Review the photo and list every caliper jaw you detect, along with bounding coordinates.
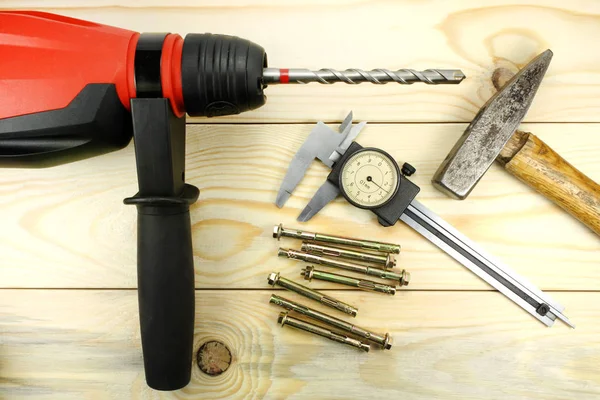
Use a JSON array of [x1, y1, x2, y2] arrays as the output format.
[[297, 181, 340, 222], [275, 112, 366, 208]]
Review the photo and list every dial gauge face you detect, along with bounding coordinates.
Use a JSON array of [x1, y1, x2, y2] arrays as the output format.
[[339, 148, 400, 209]]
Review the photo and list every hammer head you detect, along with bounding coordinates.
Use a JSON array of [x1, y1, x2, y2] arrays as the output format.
[[432, 50, 553, 199]]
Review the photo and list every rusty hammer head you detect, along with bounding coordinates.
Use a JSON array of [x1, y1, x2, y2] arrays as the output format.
[[432, 50, 553, 199]]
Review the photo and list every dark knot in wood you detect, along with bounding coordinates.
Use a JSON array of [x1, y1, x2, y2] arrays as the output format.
[[197, 341, 232, 376]]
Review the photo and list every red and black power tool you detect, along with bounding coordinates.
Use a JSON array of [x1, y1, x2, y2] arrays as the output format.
[[0, 11, 464, 391], [0, 11, 271, 391]]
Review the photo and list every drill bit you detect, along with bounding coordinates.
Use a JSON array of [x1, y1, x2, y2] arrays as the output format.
[[263, 68, 465, 85]]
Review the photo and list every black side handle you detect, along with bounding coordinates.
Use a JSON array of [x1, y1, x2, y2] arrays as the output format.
[[126, 186, 199, 390], [125, 98, 198, 390]]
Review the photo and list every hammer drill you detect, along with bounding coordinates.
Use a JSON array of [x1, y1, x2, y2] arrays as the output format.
[[0, 11, 464, 390]]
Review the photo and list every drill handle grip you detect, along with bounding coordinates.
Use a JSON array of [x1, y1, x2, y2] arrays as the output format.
[[133, 193, 198, 390], [125, 98, 199, 390]]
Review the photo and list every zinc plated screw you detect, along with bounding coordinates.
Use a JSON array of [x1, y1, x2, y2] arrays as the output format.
[[277, 311, 370, 352], [301, 242, 396, 269], [301, 266, 398, 295], [267, 272, 358, 317], [278, 248, 409, 286], [273, 224, 400, 254], [271, 294, 392, 349]]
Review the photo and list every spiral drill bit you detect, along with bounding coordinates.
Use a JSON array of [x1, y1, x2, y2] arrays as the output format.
[[263, 68, 465, 85]]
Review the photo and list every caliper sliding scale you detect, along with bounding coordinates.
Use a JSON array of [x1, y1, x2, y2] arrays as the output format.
[[275, 112, 573, 328]]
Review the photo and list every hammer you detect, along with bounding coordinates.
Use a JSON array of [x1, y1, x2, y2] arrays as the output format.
[[432, 50, 600, 236]]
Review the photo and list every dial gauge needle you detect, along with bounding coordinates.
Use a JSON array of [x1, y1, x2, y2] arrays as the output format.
[[366, 176, 388, 193]]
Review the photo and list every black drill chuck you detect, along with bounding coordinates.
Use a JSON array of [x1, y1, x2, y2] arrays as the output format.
[[181, 34, 267, 117]]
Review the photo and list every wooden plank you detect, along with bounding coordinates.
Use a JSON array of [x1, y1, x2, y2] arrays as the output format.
[[2, 1, 600, 122], [1, 123, 598, 290], [1, 289, 598, 399]]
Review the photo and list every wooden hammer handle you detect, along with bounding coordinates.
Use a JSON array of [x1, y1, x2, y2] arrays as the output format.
[[498, 130, 600, 235]]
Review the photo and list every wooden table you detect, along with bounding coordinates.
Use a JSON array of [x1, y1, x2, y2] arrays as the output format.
[[2, 2, 599, 399]]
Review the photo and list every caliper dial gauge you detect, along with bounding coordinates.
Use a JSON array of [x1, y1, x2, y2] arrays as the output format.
[[339, 148, 400, 209]]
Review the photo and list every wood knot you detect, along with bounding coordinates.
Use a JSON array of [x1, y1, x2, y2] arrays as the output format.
[[491, 67, 515, 91], [197, 341, 232, 376]]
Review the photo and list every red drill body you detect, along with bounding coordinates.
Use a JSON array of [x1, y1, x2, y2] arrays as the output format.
[[0, 11, 189, 118]]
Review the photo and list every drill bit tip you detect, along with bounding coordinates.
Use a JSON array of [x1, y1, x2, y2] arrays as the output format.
[[441, 69, 466, 83]]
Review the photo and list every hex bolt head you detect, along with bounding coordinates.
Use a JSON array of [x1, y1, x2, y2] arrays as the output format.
[[267, 272, 280, 286], [273, 224, 283, 239], [400, 270, 411, 286], [277, 311, 288, 325], [383, 333, 393, 350], [385, 254, 397, 269], [301, 266, 314, 281]]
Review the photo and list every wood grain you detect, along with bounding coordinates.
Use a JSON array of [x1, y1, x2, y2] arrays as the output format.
[[1, 290, 598, 399], [499, 130, 600, 235], [1, 123, 598, 290], [2, 1, 600, 122], [1, 3, 599, 396]]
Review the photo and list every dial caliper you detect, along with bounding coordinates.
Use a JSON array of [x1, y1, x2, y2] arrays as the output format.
[[275, 112, 573, 328]]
